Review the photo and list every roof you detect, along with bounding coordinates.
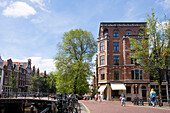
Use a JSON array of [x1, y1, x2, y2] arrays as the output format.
[[100, 22, 147, 24], [99, 21, 147, 36]]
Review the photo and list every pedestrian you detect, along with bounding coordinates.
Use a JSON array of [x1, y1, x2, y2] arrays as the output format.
[[95, 94, 97, 101], [101, 93, 103, 101], [150, 88, 156, 107], [120, 92, 125, 106]]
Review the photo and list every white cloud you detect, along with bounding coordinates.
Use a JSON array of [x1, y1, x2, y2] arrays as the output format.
[[2, 1, 36, 18], [158, 0, 170, 9], [30, 0, 44, 6], [30, 0, 49, 12], [12, 57, 55, 73], [0, 1, 7, 7]]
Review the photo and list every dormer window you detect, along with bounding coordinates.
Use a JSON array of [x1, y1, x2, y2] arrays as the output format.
[[126, 30, 131, 35]]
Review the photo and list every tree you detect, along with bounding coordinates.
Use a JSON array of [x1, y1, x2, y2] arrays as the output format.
[[129, 9, 170, 101], [55, 29, 97, 95], [30, 72, 40, 92], [10, 70, 17, 92], [47, 72, 57, 93], [39, 75, 49, 93]]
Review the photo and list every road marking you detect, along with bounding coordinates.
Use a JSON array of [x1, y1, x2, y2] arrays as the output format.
[[81, 102, 91, 113]]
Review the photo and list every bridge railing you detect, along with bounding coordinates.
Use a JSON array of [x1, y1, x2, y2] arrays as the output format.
[[1, 92, 56, 100]]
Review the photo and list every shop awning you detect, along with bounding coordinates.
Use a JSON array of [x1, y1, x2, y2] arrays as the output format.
[[98, 85, 106, 92], [111, 84, 126, 90]]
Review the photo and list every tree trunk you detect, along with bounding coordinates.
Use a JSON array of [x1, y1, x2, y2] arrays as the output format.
[[158, 69, 163, 103], [73, 75, 78, 94]]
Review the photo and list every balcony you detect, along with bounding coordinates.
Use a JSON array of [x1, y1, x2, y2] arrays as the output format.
[[97, 34, 110, 41], [123, 35, 146, 39]]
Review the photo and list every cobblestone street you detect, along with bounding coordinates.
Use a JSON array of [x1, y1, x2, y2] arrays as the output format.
[[79, 100, 170, 113]]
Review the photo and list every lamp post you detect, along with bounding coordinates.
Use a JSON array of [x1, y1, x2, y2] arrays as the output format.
[[96, 54, 98, 99], [135, 84, 138, 105]]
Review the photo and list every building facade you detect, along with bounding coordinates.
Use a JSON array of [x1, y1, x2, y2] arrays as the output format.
[[97, 22, 151, 101], [97, 22, 170, 102], [0, 56, 4, 94], [2, 59, 32, 93]]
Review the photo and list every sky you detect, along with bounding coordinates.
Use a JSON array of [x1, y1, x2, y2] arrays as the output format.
[[0, 0, 170, 73]]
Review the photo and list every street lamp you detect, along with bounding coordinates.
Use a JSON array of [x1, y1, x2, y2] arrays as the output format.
[[96, 54, 98, 99], [135, 84, 138, 105]]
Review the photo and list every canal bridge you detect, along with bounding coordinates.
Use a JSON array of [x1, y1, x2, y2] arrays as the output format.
[[0, 92, 80, 113]]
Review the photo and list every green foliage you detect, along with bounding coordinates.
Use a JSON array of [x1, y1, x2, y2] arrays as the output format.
[[30, 73, 40, 92], [55, 29, 97, 95], [10, 70, 17, 92], [47, 72, 57, 93], [129, 9, 170, 99]]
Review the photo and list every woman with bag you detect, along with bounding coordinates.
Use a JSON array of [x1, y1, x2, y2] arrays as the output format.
[[150, 88, 156, 107]]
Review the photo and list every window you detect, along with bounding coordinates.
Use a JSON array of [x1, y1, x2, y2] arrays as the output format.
[[126, 30, 131, 35], [140, 70, 143, 80], [100, 55, 104, 65], [131, 58, 142, 65], [113, 31, 119, 38], [100, 42, 104, 52], [138, 30, 144, 35], [101, 70, 105, 80], [114, 70, 119, 80], [113, 42, 119, 52], [5, 78, 8, 84], [114, 56, 119, 65], [135, 70, 139, 79], [131, 70, 143, 80]]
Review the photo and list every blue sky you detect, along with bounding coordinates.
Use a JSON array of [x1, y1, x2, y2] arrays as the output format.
[[0, 0, 170, 73]]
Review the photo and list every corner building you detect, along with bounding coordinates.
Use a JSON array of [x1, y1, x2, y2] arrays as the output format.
[[97, 22, 150, 101]]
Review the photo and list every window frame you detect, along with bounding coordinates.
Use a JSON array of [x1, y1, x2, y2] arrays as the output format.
[[101, 70, 105, 80], [114, 70, 119, 80], [126, 30, 132, 35], [100, 55, 104, 65], [113, 30, 119, 38], [131, 69, 143, 80], [100, 41, 104, 52], [114, 56, 119, 65], [113, 42, 119, 52]]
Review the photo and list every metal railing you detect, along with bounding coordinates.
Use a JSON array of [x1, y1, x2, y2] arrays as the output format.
[[1, 92, 56, 100]]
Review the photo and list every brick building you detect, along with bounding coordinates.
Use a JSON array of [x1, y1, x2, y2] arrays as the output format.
[[0, 56, 4, 94], [97, 22, 151, 101], [2, 59, 32, 93], [97, 22, 170, 101]]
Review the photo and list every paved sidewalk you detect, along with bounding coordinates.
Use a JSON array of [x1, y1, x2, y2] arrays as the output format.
[[80, 100, 170, 113]]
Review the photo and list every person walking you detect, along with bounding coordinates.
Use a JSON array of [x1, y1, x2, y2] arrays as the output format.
[[120, 92, 125, 106], [100, 93, 103, 102], [150, 88, 156, 107]]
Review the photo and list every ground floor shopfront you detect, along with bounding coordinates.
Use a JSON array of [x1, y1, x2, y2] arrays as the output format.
[[98, 82, 170, 102]]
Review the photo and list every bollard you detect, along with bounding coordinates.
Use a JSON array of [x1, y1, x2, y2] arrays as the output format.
[[141, 99, 144, 106], [136, 98, 139, 105]]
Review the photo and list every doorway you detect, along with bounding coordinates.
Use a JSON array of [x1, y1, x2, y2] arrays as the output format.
[[142, 86, 147, 101]]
